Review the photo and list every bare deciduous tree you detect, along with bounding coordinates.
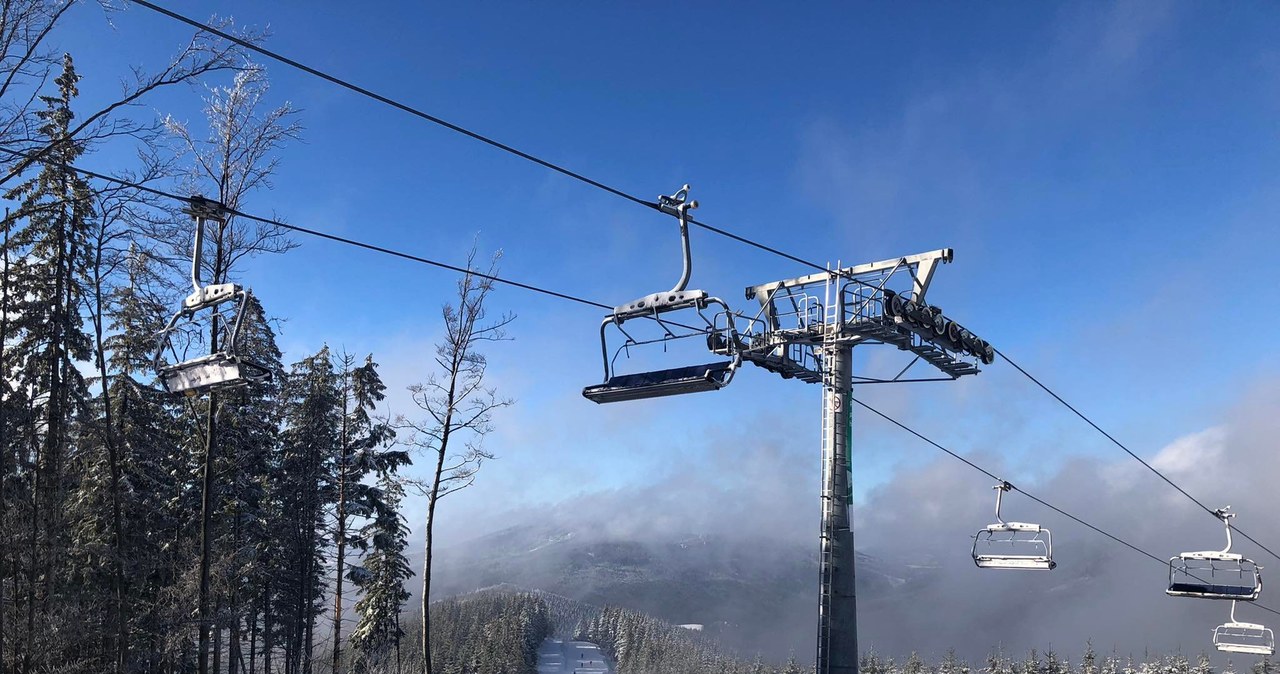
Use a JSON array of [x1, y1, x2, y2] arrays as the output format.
[[0, 1, 248, 188], [397, 248, 514, 674]]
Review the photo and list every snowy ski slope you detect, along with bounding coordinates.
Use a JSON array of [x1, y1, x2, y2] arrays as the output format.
[[536, 638, 613, 674]]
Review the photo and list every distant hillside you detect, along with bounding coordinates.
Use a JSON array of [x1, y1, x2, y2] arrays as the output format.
[[429, 523, 940, 661]]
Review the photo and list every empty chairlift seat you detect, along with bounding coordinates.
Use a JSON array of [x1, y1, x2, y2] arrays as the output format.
[[158, 349, 271, 396], [1215, 622, 1276, 656], [1167, 553, 1261, 600], [972, 482, 1056, 571], [973, 522, 1056, 571], [153, 283, 274, 397], [1214, 601, 1275, 656], [1167, 507, 1262, 601], [581, 184, 742, 405], [583, 360, 736, 404]]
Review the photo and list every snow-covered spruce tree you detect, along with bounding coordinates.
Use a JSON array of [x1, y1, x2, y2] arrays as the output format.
[[211, 292, 284, 673], [277, 346, 341, 674], [349, 467, 412, 672], [0, 52, 96, 671], [91, 244, 194, 670], [397, 247, 513, 674], [331, 352, 402, 674]]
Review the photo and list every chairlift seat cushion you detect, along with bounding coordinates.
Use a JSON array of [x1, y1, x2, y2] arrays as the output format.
[[1167, 582, 1259, 599], [583, 361, 733, 404]]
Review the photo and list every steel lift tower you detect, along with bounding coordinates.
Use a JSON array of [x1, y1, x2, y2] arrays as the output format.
[[584, 186, 993, 674], [740, 249, 989, 673]]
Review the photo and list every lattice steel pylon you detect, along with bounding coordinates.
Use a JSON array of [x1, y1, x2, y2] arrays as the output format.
[[738, 248, 990, 674]]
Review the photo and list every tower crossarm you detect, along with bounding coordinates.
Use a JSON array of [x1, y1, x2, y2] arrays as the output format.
[[740, 247, 989, 383]]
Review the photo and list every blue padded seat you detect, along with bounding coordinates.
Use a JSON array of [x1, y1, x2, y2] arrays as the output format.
[[583, 361, 733, 404], [1168, 582, 1256, 598]]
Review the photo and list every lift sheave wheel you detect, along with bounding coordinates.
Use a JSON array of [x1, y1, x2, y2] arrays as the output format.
[[972, 483, 1055, 571], [1167, 507, 1262, 601]]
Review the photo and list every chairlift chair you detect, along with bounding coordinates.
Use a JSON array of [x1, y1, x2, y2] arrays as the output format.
[[972, 483, 1056, 571], [1168, 507, 1262, 601], [582, 185, 741, 404], [152, 196, 272, 397], [1214, 601, 1275, 656]]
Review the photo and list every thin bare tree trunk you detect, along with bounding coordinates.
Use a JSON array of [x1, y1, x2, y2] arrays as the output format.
[[263, 583, 273, 674], [332, 389, 349, 674], [89, 217, 127, 674], [23, 424, 38, 674], [248, 608, 257, 674], [212, 597, 222, 674], [0, 212, 9, 674]]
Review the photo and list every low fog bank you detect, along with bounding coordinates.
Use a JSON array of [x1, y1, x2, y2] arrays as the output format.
[[423, 378, 1280, 665]]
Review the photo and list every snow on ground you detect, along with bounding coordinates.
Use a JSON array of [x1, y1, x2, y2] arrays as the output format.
[[536, 638, 613, 674]]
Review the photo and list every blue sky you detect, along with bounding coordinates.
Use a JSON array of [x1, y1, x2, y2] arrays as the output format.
[[48, 2, 1280, 554]]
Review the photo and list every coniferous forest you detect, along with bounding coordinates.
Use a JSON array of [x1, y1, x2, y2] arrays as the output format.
[[0, 4, 425, 672]]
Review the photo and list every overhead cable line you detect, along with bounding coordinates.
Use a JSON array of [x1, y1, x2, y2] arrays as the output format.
[[125, 0, 837, 277], [123, 0, 656, 213], [996, 346, 1280, 566], [0, 147, 611, 311], [849, 395, 1280, 620], [13, 145, 1277, 622], [6, 148, 919, 377]]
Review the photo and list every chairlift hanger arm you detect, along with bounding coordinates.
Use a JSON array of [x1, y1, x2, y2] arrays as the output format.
[[657, 184, 698, 294]]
